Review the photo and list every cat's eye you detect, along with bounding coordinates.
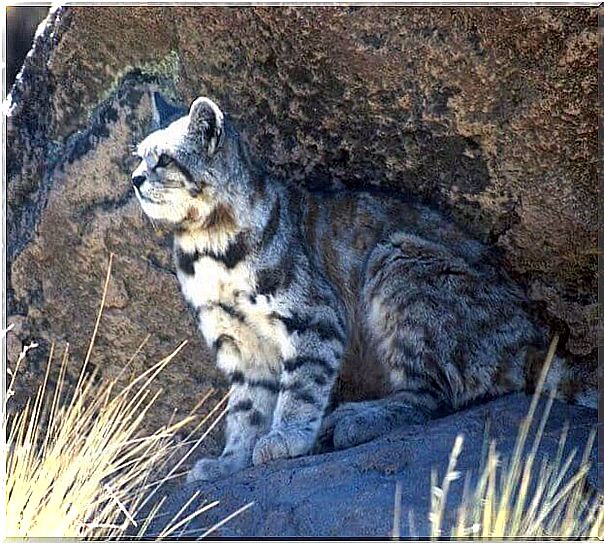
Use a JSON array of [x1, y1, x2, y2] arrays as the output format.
[[155, 154, 174, 169]]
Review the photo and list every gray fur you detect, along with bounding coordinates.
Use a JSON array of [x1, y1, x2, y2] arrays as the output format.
[[132, 95, 593, 482]]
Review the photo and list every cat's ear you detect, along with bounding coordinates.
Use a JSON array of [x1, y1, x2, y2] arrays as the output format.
[[151, 91, 186, 129], [188, 96, 224, 155]]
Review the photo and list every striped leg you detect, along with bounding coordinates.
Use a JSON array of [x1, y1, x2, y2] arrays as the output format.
[[188, 373, 278, 482], [252, 355, 339, 464], [252, 308, 346, 465]]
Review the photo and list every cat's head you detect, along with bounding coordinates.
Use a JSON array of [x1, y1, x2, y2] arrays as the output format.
[[132, 94, 235, 225]]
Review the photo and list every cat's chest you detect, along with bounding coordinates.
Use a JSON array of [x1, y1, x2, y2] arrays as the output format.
[[175, 255, 288, 362], [176, 255, 252, 309]]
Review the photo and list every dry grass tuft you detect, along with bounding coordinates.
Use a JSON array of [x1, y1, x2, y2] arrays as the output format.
[[429, 335, 603, 539], [6, 339, 190, 538], [4, 254, 242, 538]]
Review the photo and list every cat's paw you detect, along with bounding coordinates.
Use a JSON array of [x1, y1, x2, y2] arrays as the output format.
[[252, 430, 290, 465], [331, 402, 426, 450], [319, 401, 373, 449], [186, 455, 246, 483], [332, 410, 381, 450], [252, 426, 317, 465]]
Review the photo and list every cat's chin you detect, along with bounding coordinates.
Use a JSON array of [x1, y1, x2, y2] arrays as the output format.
[[137, 200, 185, 224]]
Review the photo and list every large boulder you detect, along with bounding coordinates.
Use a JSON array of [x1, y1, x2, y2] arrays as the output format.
[[7, 7, 597, 444], [148, 394, 597, 538]]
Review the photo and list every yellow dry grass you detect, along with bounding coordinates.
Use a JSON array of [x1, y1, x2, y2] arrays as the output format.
[[6, 340, 187, 538], [428, 335, 603, 539], [3, 254, 243, 538]]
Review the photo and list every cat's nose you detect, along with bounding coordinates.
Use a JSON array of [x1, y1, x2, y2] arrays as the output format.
[[132, 175, 146, 189]]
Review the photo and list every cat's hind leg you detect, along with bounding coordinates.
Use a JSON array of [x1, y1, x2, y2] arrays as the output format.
[[320, 392, 432, 450], [327, 230, 537, 453]]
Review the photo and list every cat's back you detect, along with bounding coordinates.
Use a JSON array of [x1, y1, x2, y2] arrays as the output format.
[[298, 186, 492, 292]]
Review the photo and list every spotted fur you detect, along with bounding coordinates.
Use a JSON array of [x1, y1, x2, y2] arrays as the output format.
[[132, 95, 595, 482]]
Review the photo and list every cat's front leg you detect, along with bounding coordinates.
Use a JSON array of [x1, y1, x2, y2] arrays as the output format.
[[252, 308, 346, 465], [188, 339, 278, 482]]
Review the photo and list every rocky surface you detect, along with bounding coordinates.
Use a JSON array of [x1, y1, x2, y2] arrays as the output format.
[[146, 394, 598, 538], [7, 7, 597, 446]]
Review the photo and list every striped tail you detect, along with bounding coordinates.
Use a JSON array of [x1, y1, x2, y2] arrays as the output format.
[[528, 335, 597, 410]]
